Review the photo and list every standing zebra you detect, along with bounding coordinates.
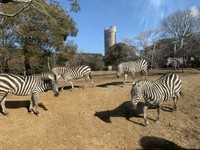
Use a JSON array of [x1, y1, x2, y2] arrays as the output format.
[[166, 57, 184, 73], [117, 59, 148, 85], [52, 65, 94, 91], [131, 73, 182, 126], [0, 73, 59, 116]]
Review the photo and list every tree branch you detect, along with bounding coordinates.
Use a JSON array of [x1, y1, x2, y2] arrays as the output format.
[[0, 0, 32, 17], [0, 0, 31, 3]]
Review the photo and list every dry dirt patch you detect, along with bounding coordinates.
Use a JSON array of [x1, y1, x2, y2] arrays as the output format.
[[0, 69, 200, 150]]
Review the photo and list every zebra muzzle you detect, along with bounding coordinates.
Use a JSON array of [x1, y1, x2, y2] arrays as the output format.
[[54, 92, 59, 97]]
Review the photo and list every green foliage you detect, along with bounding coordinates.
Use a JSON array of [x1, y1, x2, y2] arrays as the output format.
[[103, 43, 138, 67], [0, 1, 79, 74], [56, 41, 77, 66], [69, 53, 105, 71]]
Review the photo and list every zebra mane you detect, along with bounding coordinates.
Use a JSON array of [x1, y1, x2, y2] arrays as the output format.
[[34, 73, 56, 81]]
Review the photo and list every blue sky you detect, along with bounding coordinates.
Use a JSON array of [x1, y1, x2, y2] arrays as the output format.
[[63, 0, 200, 55]]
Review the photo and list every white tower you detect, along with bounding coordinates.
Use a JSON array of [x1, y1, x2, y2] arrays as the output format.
[[104, 26, 116, 55]]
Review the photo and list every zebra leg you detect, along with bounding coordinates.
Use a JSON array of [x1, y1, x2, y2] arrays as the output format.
[[123, 74, 128, 84], [143, 105, 149, 126], [0, 96, 9, 115], [89, 73, 95, 87], [91, 78, 95, 87], [172, 96, 178, 111], [156, 105, 162, 123], [60, 77, 67, 92], [85, 74, 95, 88], [31, 94, 40, 116], [28, 99, 33, 113], [83, 75, 89, 88], [131, 73, 135, 84], [144, 69, 147, 80], [69, 80, 74, 89]]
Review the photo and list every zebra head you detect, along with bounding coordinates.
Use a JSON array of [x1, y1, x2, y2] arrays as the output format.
[[52, 67, 63, 80], [131, 81, 143, 110], [166, 57, 172, 67], [117, 63, 123, 78], [46, 74, 59, 97]]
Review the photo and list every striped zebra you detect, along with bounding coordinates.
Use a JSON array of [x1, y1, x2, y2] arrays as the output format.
[[0, 73, 59, 116], [117, 59, 148, 85], [166, 57, 184, 73], [52, 65, 94, 91], [131, 73, 182, 126]]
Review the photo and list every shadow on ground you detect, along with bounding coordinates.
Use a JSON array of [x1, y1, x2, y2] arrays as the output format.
[[0, 100, 48, 114], [140, 136, 187, 150], [94, 101, 147, 126], [94, 101, 175, 126]]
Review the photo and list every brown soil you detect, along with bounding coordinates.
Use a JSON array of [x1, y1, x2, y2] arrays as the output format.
[[0, 69, 200, 150]]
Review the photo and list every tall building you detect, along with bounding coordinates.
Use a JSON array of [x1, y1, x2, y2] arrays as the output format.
[[104, 26, 116, 55]]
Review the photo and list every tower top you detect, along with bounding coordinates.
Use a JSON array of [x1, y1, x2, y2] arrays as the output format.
[[104, 25, 117, 32]]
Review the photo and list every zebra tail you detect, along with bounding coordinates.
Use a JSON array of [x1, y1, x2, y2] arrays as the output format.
[[180, 91, 184, 97], [89, 72, 92, 79]]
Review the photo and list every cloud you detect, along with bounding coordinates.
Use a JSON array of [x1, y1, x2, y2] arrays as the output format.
[[190, 6, 200, 17]]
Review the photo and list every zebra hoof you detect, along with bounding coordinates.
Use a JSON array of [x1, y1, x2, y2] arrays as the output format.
[[28, 110, 34, 114], [155, 120, 160, 124], [3, 111, 10, 116], [144, 120, 149, 126], [35, 111, 41, 117]]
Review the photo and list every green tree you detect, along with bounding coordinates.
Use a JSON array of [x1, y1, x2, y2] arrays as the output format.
[[103, 43, 138, 67], [0, 1, 79, 74]]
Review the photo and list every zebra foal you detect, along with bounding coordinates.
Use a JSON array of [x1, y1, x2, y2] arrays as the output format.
[[117, 59, 148, 85], [52, 65, 94, 91], [131, 73, 182, 126], [0, 73, 59, 116]]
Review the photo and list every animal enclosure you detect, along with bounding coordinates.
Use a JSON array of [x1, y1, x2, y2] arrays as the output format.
[[0, 69, 199, 149]]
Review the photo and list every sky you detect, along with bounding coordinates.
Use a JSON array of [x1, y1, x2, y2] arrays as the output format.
[[61, 0, 200, 55]]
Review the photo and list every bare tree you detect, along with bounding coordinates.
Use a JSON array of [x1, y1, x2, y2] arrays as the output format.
[[134, 28, 162, 69], [162, 9, 198, 56]]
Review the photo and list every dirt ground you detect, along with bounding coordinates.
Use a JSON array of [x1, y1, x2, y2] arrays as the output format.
[[0, 69, 200, 150]]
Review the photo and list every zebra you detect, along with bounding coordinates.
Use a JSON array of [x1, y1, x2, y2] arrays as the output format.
[[131, 73, 182, 126], [52, 65, 94, 91], [116, 59, 148, 85], [0, 73, 59, 116], [166, 57, 184, 73]]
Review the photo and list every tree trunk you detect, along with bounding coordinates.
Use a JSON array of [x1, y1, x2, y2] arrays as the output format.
[[23, 39, 31, 75]]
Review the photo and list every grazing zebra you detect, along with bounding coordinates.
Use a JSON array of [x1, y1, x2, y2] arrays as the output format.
[[131, 73, 182, 126], [52, 65, 94, 91], [117, 59, 148, 85], [166, 57, 184, 73], [0, 73, 59, 116]]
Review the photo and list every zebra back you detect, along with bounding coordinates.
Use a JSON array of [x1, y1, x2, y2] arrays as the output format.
[[69, 65, 91, 79]]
